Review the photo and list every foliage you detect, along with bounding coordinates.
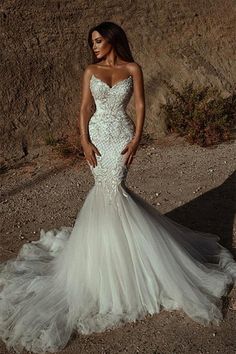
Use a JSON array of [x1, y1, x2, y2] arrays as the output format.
[[45, 133, 59, 146], [163, 82, 236, 147], [45, 133, 81, 157]]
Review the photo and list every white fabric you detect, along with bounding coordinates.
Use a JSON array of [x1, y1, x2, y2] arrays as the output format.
[[0, 74, 235, 353]]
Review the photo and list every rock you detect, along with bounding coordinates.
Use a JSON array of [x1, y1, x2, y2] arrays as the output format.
[[1, 1, 235, 162]]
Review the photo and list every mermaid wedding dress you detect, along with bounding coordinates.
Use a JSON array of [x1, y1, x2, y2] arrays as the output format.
[[1, 73, 236, 354]]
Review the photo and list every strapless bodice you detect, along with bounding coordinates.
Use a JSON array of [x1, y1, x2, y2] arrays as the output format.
[[87, 73, 135, 200], [89, 74, 133, 113], [88, 73, 135, 144]]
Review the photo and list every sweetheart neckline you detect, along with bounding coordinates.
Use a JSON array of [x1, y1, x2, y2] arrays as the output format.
[[91, 74, 132, 89]]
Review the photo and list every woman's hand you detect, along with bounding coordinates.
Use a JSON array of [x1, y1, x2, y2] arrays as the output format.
[[121, 138, 140, 166], [81, 138, 101, 168]]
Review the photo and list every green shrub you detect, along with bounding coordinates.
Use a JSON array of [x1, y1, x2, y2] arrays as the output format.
[[45, 133, 58, 146], [163, 82, 236, 146]]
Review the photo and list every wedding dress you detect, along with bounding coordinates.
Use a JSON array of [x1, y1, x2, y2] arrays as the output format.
[[1, 73, 236, 354]]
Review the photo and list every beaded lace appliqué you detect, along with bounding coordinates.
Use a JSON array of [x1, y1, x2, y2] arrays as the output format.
[[88, 74, 134, 203]]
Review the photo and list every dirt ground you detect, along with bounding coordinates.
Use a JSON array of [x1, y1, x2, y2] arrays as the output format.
[[0, 135, 236, 354]]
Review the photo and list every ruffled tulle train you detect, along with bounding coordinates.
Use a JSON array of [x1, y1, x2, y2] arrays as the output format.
[[0, 183, 236, 353]]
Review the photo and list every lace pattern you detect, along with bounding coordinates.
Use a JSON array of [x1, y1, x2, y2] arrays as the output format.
[[88, 74, 134, 203]]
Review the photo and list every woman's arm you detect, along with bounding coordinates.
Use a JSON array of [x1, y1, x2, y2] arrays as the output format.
[[121, 63, 145, 166], [78, 66, 101, 167], [131, 63, 145, 143], [78, 66, 93, 142]]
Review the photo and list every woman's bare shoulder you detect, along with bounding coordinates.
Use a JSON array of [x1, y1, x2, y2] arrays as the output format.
[[84, 64, 97, 75], [83, 62, 142, 77], [126, 62, 143, 74]]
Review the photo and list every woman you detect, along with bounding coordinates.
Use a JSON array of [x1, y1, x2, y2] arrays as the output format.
[[0, 21, 236, 354]]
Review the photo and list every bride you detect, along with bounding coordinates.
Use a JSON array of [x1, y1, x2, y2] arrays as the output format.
[[0, 21, 236, 354]]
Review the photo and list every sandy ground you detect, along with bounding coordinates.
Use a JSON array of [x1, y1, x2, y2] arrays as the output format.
[[0, 135, 236, 354]]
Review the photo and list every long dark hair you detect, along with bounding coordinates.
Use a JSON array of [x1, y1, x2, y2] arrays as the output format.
[[88, 21, 135, 64]]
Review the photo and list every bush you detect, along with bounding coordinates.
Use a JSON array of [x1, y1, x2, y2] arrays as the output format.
[[163, 82, 236, 147], [45, 133, 81, 157], [45, 133, 59, 146]]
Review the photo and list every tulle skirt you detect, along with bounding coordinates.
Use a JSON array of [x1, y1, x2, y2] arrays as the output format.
[[0, 182, 236, 353]]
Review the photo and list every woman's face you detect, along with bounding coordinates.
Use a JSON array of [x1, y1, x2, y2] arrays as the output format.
[[91, 31, 112, 59]]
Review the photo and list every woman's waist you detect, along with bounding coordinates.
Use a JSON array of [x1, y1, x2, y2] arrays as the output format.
[[90, 110, 133, 124], [93, 107, 128, 117], [89, 111, 135, 134]]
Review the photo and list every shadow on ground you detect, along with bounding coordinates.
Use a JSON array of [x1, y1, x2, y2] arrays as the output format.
[[166, 171, 236, 256]]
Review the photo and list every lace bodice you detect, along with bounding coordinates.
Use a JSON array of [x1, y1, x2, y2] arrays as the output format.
[[90, 74, 133, 112], [88, 74, 135, 202]]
